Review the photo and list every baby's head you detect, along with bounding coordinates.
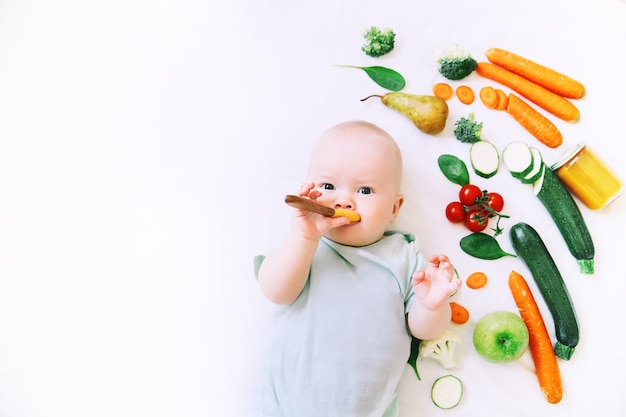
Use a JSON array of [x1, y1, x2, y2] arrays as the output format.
[[307, 120, 404, 246]]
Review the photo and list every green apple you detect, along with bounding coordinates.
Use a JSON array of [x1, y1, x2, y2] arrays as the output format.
[[473, 310, 529, 363]]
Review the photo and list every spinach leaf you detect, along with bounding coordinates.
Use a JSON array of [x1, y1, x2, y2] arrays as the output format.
[[407, 336, 421, 380], [438, 154, 470, 186], [460, 233, 516, 260], [335, 65, 406, 91]]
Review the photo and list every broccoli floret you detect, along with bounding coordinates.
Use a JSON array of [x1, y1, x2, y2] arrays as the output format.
[[361, 26, 396, 58], [418, 329, 462, 369], [454, 113, 483, 144], [437, 45, 477, 80]]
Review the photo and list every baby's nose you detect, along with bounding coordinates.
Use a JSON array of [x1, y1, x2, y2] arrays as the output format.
[[334, 199, 353, 209]]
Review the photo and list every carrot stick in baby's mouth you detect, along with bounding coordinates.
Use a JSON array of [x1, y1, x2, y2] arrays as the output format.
[[284, 195, 361, 222]]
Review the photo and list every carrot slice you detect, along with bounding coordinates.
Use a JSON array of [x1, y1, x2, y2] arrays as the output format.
[[433, 82, 453, 100], [485, 48, 585, 99], [455, 85, 475, 104], [479, 86, 499, 109], [466, 272, 488, 289], [506, 93, 563, 148], [476, 61, 580, 122], [495, 89, 508, 110], [509, 270, 563, 403], [449, 301, 470, 324]]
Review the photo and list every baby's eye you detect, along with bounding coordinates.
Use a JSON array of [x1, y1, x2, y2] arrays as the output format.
[[358, 187, 373, 195], [320, 183, 334, 190]]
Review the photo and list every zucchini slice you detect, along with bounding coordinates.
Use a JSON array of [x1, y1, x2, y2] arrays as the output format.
[[502, 141, 534, 178], [431, 374, 463, 409], [521, 147, 544, 184], [532, 165, 545, 195], [470, 140, 499, 178]]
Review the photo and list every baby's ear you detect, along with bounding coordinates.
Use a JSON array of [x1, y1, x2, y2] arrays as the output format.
[[390, 194, 404, 220]]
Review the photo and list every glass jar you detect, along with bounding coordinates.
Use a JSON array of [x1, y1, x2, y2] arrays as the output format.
[[551, 143, 623, 210]]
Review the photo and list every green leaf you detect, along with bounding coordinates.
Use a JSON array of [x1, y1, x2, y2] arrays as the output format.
[[335, 65, 406, 91], [438, 154, 470, 186], [407, 336, 421, 380], [460, 233, 516, 260]]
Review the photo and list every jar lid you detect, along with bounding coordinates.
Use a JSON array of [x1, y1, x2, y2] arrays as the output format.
[[551, 142, 586, 170]]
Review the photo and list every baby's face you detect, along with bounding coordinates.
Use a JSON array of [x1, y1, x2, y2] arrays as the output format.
[[307, 124, 404, 246]]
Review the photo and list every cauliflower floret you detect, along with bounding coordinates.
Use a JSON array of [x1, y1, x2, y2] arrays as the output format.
[[418, 329, 462, 369]]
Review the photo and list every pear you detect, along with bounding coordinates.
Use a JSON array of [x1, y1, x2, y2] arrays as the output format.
[[362, 92, 449, 135]]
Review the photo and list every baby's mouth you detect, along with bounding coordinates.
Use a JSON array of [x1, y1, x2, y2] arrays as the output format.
[[340, 219, 360, 227]]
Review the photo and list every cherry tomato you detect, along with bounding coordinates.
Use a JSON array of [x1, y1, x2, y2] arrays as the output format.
[[445, 201, 466, 223], [464, 209, 489, 232], [485, 192, 504, 213], [459, 184, 483, 206]]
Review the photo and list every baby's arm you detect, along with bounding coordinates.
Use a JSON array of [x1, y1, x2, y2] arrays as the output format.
[[406, 255, 461, 340], [257, 183, 349, 304]]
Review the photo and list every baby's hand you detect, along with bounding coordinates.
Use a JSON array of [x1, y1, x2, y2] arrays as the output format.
[[412, 255, 461, 310], [290, 182, 349, 241]]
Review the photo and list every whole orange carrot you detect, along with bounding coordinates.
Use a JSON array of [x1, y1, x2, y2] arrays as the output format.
[[476, 61, 580, 123], [485, 48, 585, 99], [509, 270, 563, 404], [506, 93, 563, 148]]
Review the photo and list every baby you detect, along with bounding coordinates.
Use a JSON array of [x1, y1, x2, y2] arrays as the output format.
[[256, 120, 460, 416]]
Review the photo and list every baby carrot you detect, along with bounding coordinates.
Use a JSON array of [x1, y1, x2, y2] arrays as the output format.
[[476, 61, 580, 122], [449, 301, 470, 324], [495, 89, 508, 110], [509, 270, 563, 404], [506, 93, 563, 148], [485, 48, 585, 99], [479, 86, 499, 109], [465, 271, 488, 289], [455, 85, 475, 104], [433, 82, 453, 100]]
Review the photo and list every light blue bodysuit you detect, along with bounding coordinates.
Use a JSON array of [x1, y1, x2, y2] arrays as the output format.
[[256, 231, 425, 417]]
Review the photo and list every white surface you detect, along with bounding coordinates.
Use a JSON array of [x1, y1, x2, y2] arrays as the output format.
[[0, 0, 624, 416]]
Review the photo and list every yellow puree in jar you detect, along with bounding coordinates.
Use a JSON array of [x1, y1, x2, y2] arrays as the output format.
[[554, 145, 623, 210]]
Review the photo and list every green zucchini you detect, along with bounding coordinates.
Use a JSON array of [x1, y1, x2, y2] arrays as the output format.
[[509, 222, 579, 360], [534, 163, 595, 274], [503, 141, 595, 273]]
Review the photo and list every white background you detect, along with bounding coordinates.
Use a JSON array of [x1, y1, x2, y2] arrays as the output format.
[[0, 0, 625, 416]]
